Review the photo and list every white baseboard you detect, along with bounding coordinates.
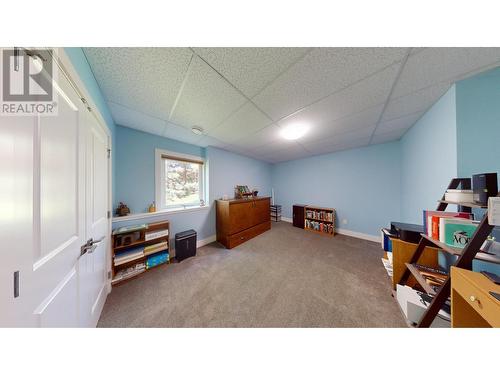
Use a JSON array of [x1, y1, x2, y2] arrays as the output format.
[[197, 235, 216, 248], [335, 228, 380, 243], [282, 217, 379, 243]]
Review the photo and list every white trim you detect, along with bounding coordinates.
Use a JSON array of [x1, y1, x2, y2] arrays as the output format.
[[157, 148, 204, 163], [51, 48, 111, 139], [282, 217, 379, 243], [112, 205, 210, 223], [197, 235, 216, 248], [335, 228, 380, 243], [155, 148, 206, 211]]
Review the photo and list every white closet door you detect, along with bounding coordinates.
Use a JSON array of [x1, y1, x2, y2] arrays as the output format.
[[0, 48, 110, 327], [79, 107, 109, 327]]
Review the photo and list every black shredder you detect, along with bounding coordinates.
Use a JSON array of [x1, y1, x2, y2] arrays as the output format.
[[175, 229, 197, 262]]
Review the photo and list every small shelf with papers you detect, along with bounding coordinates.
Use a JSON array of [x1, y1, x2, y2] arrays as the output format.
[[111, 220, 170, 286]]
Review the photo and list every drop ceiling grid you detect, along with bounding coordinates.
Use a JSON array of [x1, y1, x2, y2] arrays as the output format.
[[83, 47, 193, 121], [84, 47, 500, 163], [187, 48, 314, 148], [189, 48, 408, 156]]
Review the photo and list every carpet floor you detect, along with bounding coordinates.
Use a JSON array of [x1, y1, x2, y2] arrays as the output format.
[[98, 222, 406, 327]]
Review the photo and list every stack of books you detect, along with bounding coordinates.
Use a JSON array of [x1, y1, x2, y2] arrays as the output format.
[[113, 262, 146, 283], [146, 251, 169, 269], [114, 246, 144, 266], [444, 189, 474, 203], [144, 241, 168, 256], [112, 223, 147, 235], [422, 210, 477, 249], [145, 229, 169, 241]]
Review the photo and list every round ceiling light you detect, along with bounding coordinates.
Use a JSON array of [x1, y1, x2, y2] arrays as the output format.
[[191, 126, 204, 135], [280, 123, 309, 140]]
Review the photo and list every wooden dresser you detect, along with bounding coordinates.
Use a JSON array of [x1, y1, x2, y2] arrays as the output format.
[[216, 197, 271, 249]]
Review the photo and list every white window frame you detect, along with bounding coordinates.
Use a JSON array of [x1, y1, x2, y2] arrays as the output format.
[[155, 148, 206, 211]]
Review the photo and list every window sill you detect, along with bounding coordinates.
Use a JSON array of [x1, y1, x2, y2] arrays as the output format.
[[112, 205, 210, 223]]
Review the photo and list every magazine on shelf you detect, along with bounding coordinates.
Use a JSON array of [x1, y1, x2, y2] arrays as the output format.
[[438, 218, 479, 249]]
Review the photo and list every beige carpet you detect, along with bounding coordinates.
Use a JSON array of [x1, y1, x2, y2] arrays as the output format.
[[98, 222, 406, 327]]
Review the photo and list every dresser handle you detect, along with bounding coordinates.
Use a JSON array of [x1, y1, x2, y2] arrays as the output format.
[[469, 295, 477, 303]]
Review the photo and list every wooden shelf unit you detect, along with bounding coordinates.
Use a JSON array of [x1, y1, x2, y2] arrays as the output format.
[[397, 178, 500, 327], [112, 220, 170, 286], [304, 206, 335, 236]]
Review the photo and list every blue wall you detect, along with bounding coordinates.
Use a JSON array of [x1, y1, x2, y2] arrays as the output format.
[[400, 86, 458, 224], [271, 142, 401, 237], [115, 125, 204, 212], [113, 126, 272, 241], [455, 67, 500, 273], [456, 67, 500, 187], [64, 47, 117, 200]]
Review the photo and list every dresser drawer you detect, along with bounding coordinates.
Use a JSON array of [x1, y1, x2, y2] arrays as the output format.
[[227, 221, 271, 249], [452, 267, 500, 327]]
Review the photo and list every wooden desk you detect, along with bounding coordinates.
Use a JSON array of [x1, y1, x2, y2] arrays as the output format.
[[451, 267, 500, 327]]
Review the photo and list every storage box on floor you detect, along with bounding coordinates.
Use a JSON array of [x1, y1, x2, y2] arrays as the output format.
[[380, 222, 449, 326], [396, 285, 450, 327]]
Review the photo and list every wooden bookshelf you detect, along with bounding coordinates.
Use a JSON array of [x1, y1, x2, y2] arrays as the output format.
[[304, 206, 335, 236], [111, 220, 170, 286], [397, 177, 500, 327]]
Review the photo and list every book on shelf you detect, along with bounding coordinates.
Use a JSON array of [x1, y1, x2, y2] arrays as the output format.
[[422, 210, 473, 237], [114, 246, 144, 266], [444, 189, 474, 203], [438, 218, 479, 249], [145, 229, 169, 241], [112, 223, 148, 235], [113, 262, 146, 283], [146, 251, 169, 269], [144, 241, 169, 256]]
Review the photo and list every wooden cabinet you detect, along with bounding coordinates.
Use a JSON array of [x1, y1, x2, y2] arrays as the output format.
[[293, 204, 306, 228], [216, 197, 271, 249]]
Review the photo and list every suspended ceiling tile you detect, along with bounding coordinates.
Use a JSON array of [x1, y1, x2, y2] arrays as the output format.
[[195, 135, 230, 148], [375, 111, 424, 134], [295, 104, 384, 144], [192, 47, 310, 98], [306, 137, 371, 156], [370, 128, 408, 145], [109, 101, 166, 136], [231, 124, 283, 149], [392, 47, 500, 98], [207, 102, 272, 143], [84, 48, 193, 120], [382, 83, 450, 121], [302, 124, 375, 151], [162, 122, 204, 145], [261, 144, 311, 163], [253, 47, 407, 120], [276, 64, 400, 142], [169, 55, 247, 131]]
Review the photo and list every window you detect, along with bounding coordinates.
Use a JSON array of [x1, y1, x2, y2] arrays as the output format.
[[155, 149, 206, 210]]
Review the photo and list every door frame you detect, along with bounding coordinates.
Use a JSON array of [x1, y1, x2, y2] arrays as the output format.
[[50, 48, 113, 295]]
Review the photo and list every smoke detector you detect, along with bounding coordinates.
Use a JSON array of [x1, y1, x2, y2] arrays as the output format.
[[191, 126, 204, 135]]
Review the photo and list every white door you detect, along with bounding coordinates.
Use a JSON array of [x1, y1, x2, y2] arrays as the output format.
[[79, 106, 109, 327], [0, 48, 110, 327]]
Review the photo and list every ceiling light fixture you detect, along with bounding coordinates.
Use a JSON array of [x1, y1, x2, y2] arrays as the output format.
[[191, 126, 204, 135], [280, 123, 309, 140]]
